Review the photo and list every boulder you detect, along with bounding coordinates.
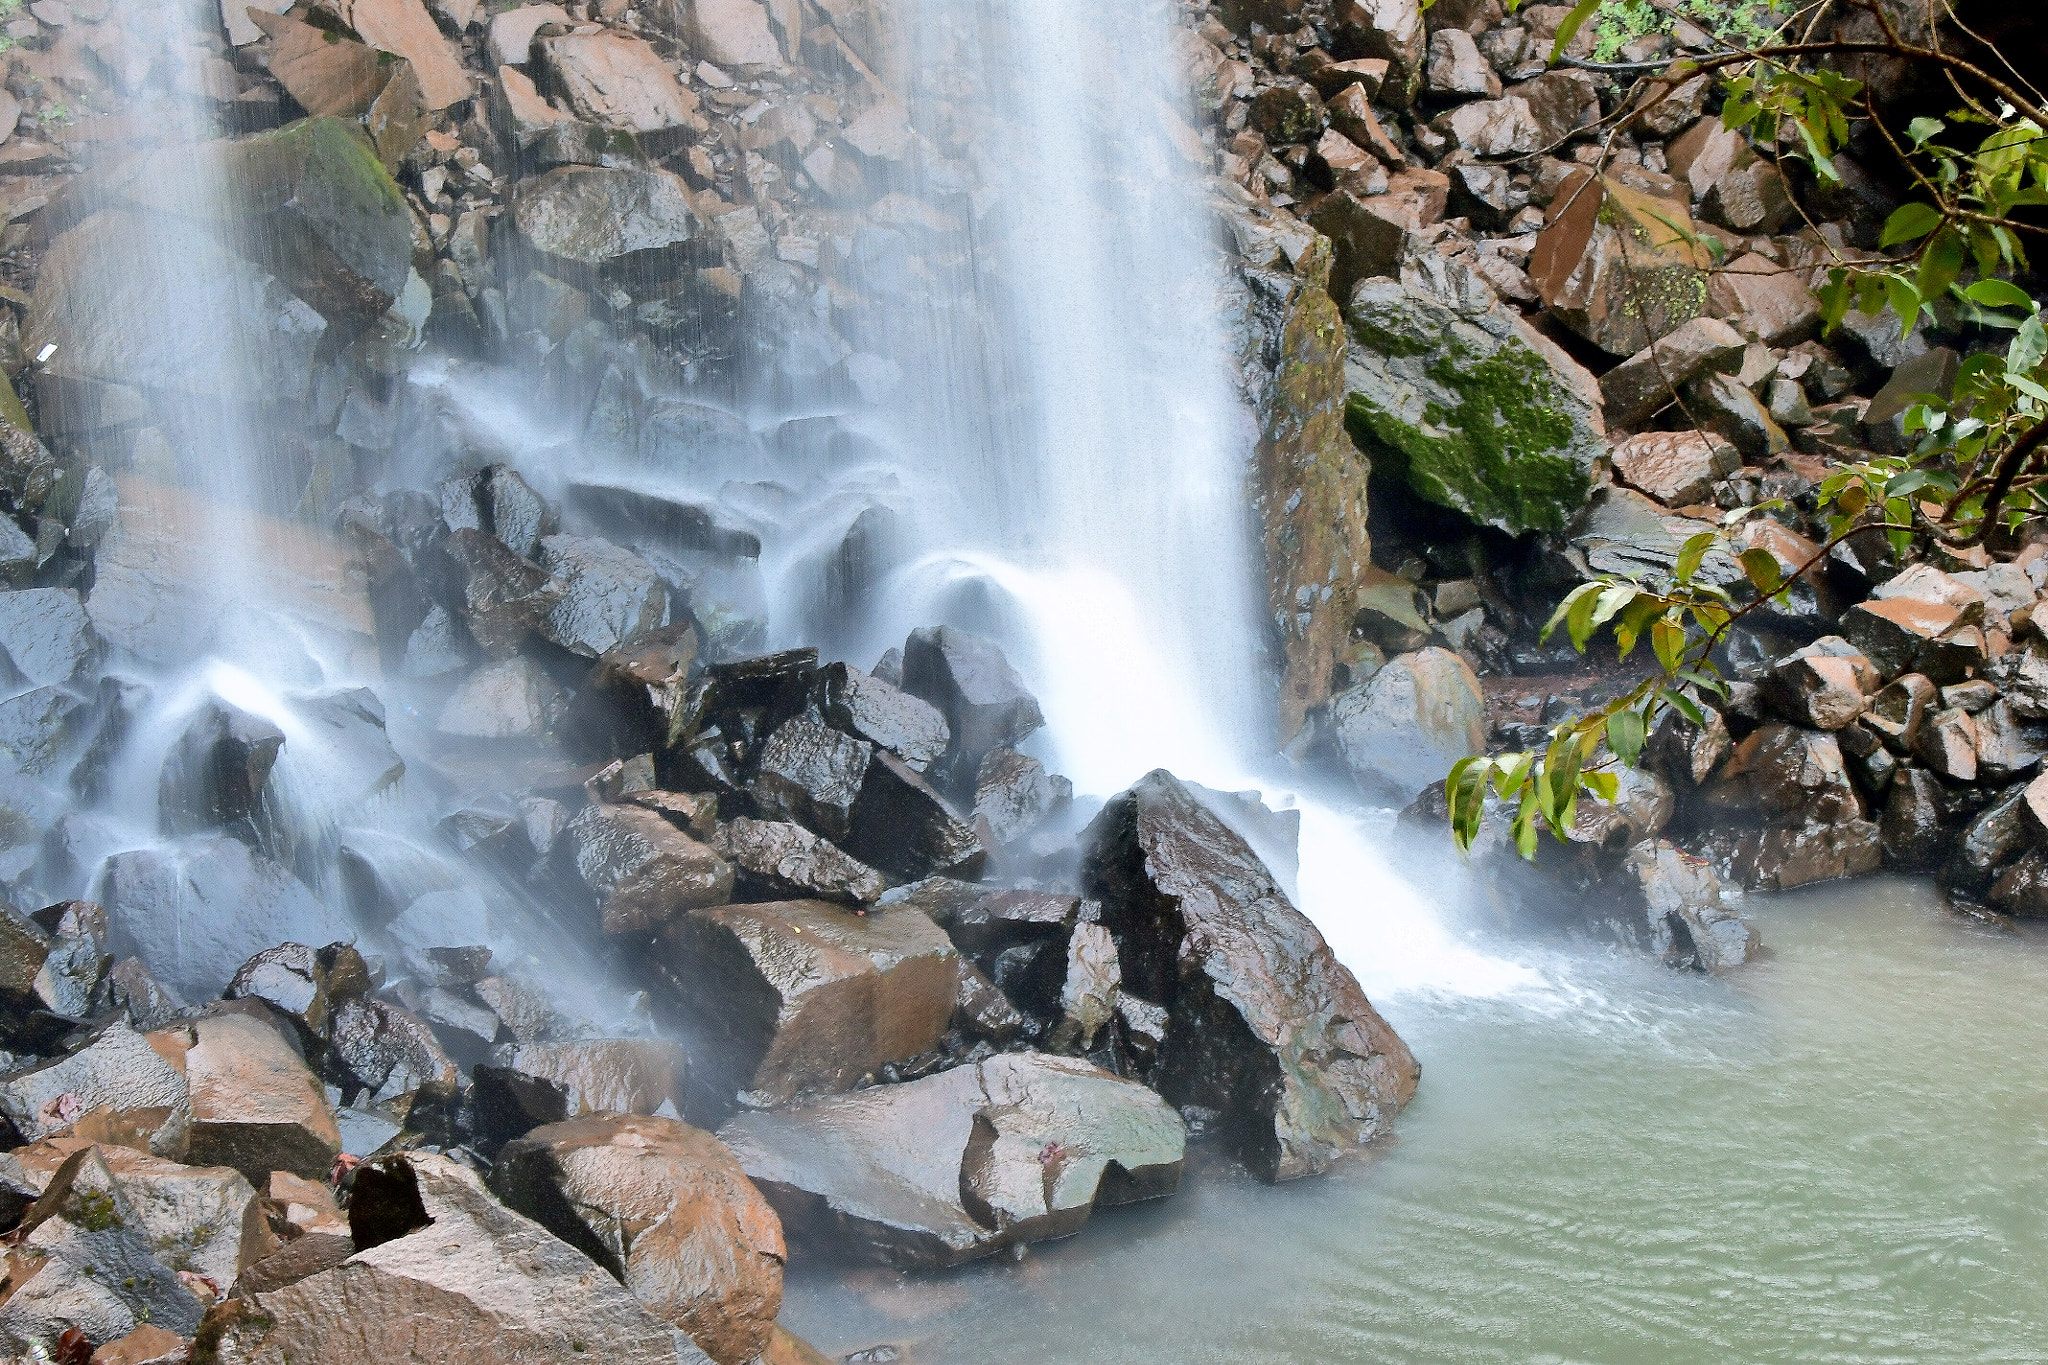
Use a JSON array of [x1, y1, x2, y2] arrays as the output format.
[[1327, 647, 1485, 801], [748, 718, 871, 842], [199, 1153, 700, 1363], [0, 588, 94, 687], [1332, 0, 1427, 102], [1761, 648, 1874, 731], [683, 0, 783, 68], [1708, 253, 1822, 346], [1426, 28, 1498, 97], [490, 1040, 688, 1118], [541, 31, 705, 137], [13, 1137, 257, 1286], [841, 750, 987, 882], [488, 3, 567, 67], [326, 998, 461, 1109], [1688, 371, 1790, 460], [710, 819, 885, 905], [436, 657, 564, 739], [537, 534, 669, 659], [1530, 172, 1711, 357], [1344, 252, 1605, 535], [1511, 68, 1601, 143], [100, 839, 350, 1002], [817, 663, 948, 772], [512, 166, 700, 269], [1842, 598, 1986, 685], [441, 526, 561, 660], [1913, 706, 1978, 781], [565, 623, 699, 760], [179, 1010, 343, 1182], [0, 1022, 188, 1155], [1880, 768, 1949, 871], [1947, 782, 2035, 893], [565, 802, 734, 935], [973, 747, 1059, 847], [656, 899, 957, 1105], [325, 0, 470, 109], [1250, 78, 1327, 143], [1082, 770, 1417, 1181], [1, 1156, 206, 1344], [156, 698, 285, 837], [1609, 429, 1739, 507], [491, 1115, 784, 1365], [719, 1052, 1183, 1268], [1433, 95, 1539, 155], [900, 627, 1044, 774], [1623, 840, 1758, 970], [1598, 316, 1746, 428], [225, 943, 372, 1046]]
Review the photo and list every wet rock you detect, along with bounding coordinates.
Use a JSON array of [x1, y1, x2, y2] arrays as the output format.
[[175, 1009, 342, 1183], [566, 801, 734, 934], [0, 515, 35, 589], [973, 747, 1058, 847], [749, 718, 871, 842], [1623, 840, 1758, 970], [441, 526, 562, 660], [1748, 818, 1884, 890], [1761, 648, 1873, 731], [1842, 597, 1985, 685], [657, 899, 957, 1106], [1881, 768, 1950, 871], [1914, 706, 1979, 782], [0, 426, 56, 519], [541, 30, 706, 138], [817, 662, 948, 772], [1049, 922, 1120, 1053], [1343, 251, 1605, 535], [104, 958, 183, 1032], [13, 1137, 257, 1287], [156, 698, 284, 838], [0, 902, 49, 999], [1598, 315, 1746, 428], [564, 622, 699, 761], [685, 0, 784, 68], [435, 657, 565, 740], [901, 627, 1044, 774], [1947, 782, 2033, 894], [0, 588, 94, 687], [29, 901, 110, 1020], [1083, 769, 1417, 1181], [1609, 429, 1739, 507], [201, 1153, 698, 1363], [567, 481, 763, 560], [225, 942, 372, 1046], [1530, 172, 1710, 356], [721, 1050, 1181, 1268], [830, 748, 984, 882], [1511, 68, 1601, 143], [1427, 27, 1499, 97], [0, 684, 86, 780], [326, 998, 460, 1108], [1973, 701, 2037, 784], [1328, 647, 1485, 802], [709, 819, 885, 905], [491, 1114, 785, 1365], [953, 961, 1033, 1046], [1434, 94, 1539, 155], [101, 839, 348, 1002], [1688, 371, 1789, 460], [1250, 78, 1327, 143], [513, 165, 700, 269], [0, 1021, 188, 1154], [490, 1039, 687, 1118], [538, 534, 669, 659], [1708, 253, 1821, 346], [1333, 0, 1426, 104]]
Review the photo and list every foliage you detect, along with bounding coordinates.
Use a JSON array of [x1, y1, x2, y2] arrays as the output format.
[[1442, 0, 2048, 858], [1578, 0, 1784, 65]]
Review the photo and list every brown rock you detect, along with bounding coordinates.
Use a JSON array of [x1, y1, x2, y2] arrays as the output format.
[[684, 0, 783, 67], [1914, 706, 1979, 781], [1531, 172, 1711, 356], [709, 818, 887, 905], [252, 12, 385, 117], [1865, 672, 1936, 753], [1709, 253, 1822, 346], [567, 802, 734, 935], [540, 31, 706, 136], [1433, 95, 1539, 156], [1842, 598, 1985, 684], [1609, 429, 1739, 506], [492, 1039, 688, 1118], [1425, 28, 1498, 98], [330, 0, 471, 110], [89, 1324, 190, 1365], [1704, 158, 1795, 233], [657, 900, 958, 1106], [492, 1114, 785, 1365], [1326, 82, 1404, 165], [1331, 0, 1426, 104], [1762, 653, 1871, 731], [182, 1010, 342, 1182], [1510, 68, 1600, 144], [1598, 315, 1746, 427], [1306, 57, 1390, 99]]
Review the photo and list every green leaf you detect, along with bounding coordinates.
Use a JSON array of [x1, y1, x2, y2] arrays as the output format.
[[1675, 530, 1717, 584], [1590, 584, 1638, 631], [1661, 688, 1707, 728], [1651, 616, 1687, 673], [1606, 708, 1647, 768], [1493, 752, 1535, 801], [1541, 582, 1599, 645], [1964, 279, 2035, 311], [1880, 202, 1944, 247], [1613, 595, 1666, 659], [1582, 770, 1620, 805], [1917, 225, 1966, 304], [1566, 583, 1603, 653], [1907, 116, 1945, 147], [1883, 276, 1922, 335], [1547, 0, 1600, 63], [1738, 547, 1784, 595]]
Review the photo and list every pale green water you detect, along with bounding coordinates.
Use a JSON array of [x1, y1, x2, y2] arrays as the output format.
[[781, 878, 2048, 1363]]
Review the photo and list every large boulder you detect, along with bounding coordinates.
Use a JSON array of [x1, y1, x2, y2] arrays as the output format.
[[491, 1114, 784, 1365], [490, 1039, 689, 1119], [1529, 171, 1712, 357], [1081, 770, 1418, 1181], [512, 166, 700, 270], [1344, 252, 1605, 535], [816, 662, 948, 773], [656, 900, 958, 1106], [537, 535, 669, 659], [901, 627, 1044, 776], [540, 31, 706, 138], [1332, 0, 1426, 104], [198, 1153, 703, 1363], [1327, 647, 1485, 801], [709, 819, 886, 905], [840, 750, 987, 882], [156, 698, 285, 837], [0, 588, 96, 687], [719, 1052, 1183, 1268], [565, 802, 734, 935], [0, 1021, 189, 1155], [177, 1009, 344, 1182]]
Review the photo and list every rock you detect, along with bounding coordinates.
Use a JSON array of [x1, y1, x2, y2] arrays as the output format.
[[900, 627, 1044, 773], [1881, 768, 1949, 871], [1433, 95, 1539, 156], [719, 1052, 1183, 1268], [0, 588, 94, 687], [817, 663, 948, 772], [289, 688, 404, 805], [513, 166, 700, 269], [1842, 598, 1985, 685], [1702, 723, 1883, 889], [225, 942, 371, 1046], [156, 698, 285, 838], [30, 901, 110, 1020], [1703, 159, 1795, 234], [537, 535, 669, 658], [1426, 28, 1498, 97], [1624, 840, 1758, 970], [1050, 922, 1120, 1053], [1306, 57, 1390, 100], [1749, 818, 1884, 889], [1865, 672, 1936, 752], [1948, 782, 2034, 893], [973, 747, 1058, 847], [1598, 315, 1746, 428], [1511, 68, 1602, 143], [563, 623, 699, 760], [1343, 252, 1605, 535], [326, 998, 460, 1108], [684, 0, 783, 68], [441, 526, 562, 659], [953, 962, 1033, 1046], [1083, 770, 1417, 1181], [2, 1176, 205, 1344], [87, 1324, 191, 1364], [1761, 650, 1873, 731], [101, 839, 349, 1002], [1633, 70, 1710, 136], [1530, 172, 1710, 356], [328, 0, 471, 109], [490, 1039, 687, 1118], [1609, 429, 1739, 507], [1989, 849, 2048, 918], [0, 684, 83, 783], [470, 1065, 570, 1152], [14, 1137, 257, 1286], [201, 1153, 698, 1363], [491, 1115, 784, 1365], [1332, 0, 1427, 103], [1446, 161, 1518, 230], [1328, 647, 1485, 801], [1688, 371, 1790, 460], [566, 802, 734, 935], [0, 427, 56, 519], [1913, 706, 1979, 781], [1325, 83, 1405, 165], [176, 1009, 343, 1182], [657, 899, 957, 1106], [1709, 253, 1822, 346], [709, 819, 886, 905], [541, 31, 704, 137], [0, 1022, 188, 1155], [748, 719, 871, 842], [1973, 700, 2037, 784], [1250, 78, 1327, 143], [435, 657, 564, 739], [487, 3, 565, 67], [841, 750, 987, 882]]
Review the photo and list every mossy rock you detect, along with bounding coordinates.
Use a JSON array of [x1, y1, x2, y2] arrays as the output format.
[[1341, 256, 1604, 536]]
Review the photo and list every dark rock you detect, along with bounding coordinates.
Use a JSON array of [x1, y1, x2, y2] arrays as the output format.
[[1881, 768, 1950, 871], [482, 466, 556, 560], [709, 819, 887, 905], [103, 956, 184, 1031], [491, 1114, 786, 1365], [719, 1052, 1183, 1269], [26, 900, 109, 1019], [537, 534, 669, 658], [656, 899, 958, 1106], [1865, 673, 1936, 754], [564, 622, 700, 761], [1946, 781, 2033, 894], [440, 526, 564, 660], [565, 802, 734, 935], [841, 750, 987, 882], [1082, 769, 1417, 1181], [1841, 598, 1985, 685], [953, 961, 1034, 1045], [470, 1063, 570, 1153], [156, 698, 285, 838], [326, 998, 461, 1107], [1760, 647, 1874, 732], [1251, 78, 1327, 143], [901, 627, 1044, 774], [817, 662, 948, 772], [973, 747, 1058, 847], [1530, 171, 1709, 357], [224, 942, 372, 1046], [748, 718, 871, 842], [566, 481, 763, 560]]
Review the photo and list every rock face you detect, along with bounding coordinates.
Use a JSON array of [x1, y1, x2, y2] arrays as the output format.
[[491, 1114, 785, 1365], [719, 1052, 1184, 1268], [1327, 647, 1486, 800], [1082, 770, 1418, 1181], [657, 900, 958, 1105], [200, 1153, 698, 1364], [1344, 252, 1605, 535], [1530, 172, 1711, 357]]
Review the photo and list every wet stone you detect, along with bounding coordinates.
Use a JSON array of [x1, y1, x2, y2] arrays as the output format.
[[748, 718, 871, 842], [538, 534, 669, 659], [710, 818, 887, 905], [490, 1038, 687, 1118], [567, 802, 735, 935], [901, 627, 1045, 773], [156, 698, 284, 838], [0, 587, 94, 687], [818, 662, 948, 772]]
